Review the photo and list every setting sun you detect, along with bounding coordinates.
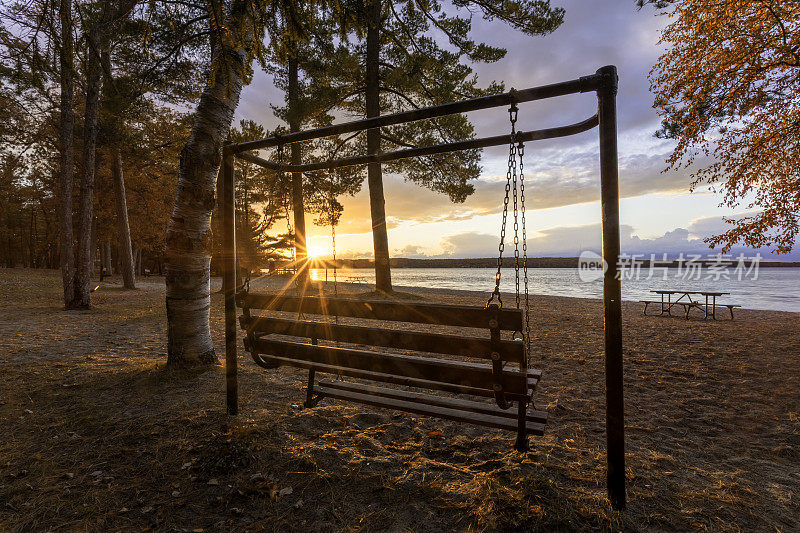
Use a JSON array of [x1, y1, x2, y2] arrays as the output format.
[[306, 245, 326, 258]]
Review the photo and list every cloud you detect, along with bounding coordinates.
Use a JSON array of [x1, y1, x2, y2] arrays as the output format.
[[433, 215, 800, 259], [326, 143, 695, 236], [511, 145, 694, 210], [439, 232, 501, 257], [329, 174, 503, 235], [687, 212, 755, 239], [394, 244, 428, 256]]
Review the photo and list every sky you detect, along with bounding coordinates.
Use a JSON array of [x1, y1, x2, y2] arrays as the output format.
[[234, 0, 799, 261]]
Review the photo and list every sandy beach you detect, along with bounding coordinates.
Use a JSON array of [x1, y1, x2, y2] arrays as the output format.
[[1, 268, 798, 531]]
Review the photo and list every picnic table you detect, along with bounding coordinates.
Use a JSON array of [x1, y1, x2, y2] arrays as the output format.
[[641, 290, 740, 320]]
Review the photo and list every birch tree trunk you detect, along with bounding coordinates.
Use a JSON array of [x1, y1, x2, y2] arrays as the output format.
[[112, 147, 136, 288], [365, 0, 392, 292], [58, 0, 76, 307], [165, 38, 250, 366]]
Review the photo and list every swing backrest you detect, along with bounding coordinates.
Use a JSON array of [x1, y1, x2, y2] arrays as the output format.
[[237, 293, 536, 400]]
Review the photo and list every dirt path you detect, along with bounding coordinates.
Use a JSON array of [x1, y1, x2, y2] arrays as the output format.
[[1, 269, 798, 531]]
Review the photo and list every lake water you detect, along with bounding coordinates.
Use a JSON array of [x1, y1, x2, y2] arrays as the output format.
[[309, 267, 800, 312]]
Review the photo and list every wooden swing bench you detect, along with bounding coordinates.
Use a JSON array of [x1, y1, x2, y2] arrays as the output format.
[[237, 292, 547, 450]]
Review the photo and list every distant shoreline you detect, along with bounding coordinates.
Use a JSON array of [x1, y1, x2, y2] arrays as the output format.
[[318, 257, 800, 269]]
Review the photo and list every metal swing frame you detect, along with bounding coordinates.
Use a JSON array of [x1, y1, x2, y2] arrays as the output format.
[[220, 66, 625, 509]]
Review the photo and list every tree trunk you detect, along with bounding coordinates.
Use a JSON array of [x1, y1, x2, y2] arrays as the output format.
[[71, 50, 102, 308], [165, 37, 250, 366], [287, 52, 308, 280], [29, 208, 35, 268], [58, 0, 76, 306], [105, 239, 113, 275], [89, 215, 97, 276], [133, 247, 140, 275], [99, 46, 136, 289], [365, 0, 392, 292], [100, 241, 108, 280], [111, 148, 136, 288]]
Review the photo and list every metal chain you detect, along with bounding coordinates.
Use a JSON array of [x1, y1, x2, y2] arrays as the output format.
[[512, 129, 520, 310], [278, 143, 300, 291], [519, 141, 531, 361], [487, 103, 518, 308], [488, 102, 531, 363], [329, 166, 340, 335], [277, 144, 293, 257], [329, 165, 338, 297]]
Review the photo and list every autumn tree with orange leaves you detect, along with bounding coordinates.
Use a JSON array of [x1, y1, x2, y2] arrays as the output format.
[[650, 1, 800, 253]]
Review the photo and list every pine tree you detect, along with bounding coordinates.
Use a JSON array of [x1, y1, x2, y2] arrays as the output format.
[[295, 0, 565, 291], [96, 1, 206, 289]]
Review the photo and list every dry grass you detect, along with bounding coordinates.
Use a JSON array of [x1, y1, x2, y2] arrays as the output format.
[[0, 268, 798, 532]]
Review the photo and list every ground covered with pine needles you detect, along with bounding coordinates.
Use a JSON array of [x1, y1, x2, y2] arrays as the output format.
[[1, 268, 798, 532]]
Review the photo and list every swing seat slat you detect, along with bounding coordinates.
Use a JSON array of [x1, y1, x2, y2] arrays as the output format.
[[247, 337, 529, 395], [317, 380, 547, 425], [252, 352, 540, 397]]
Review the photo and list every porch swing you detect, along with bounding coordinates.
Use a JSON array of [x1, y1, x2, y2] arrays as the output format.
[[238, 104, 542, 450], [222, 67, 626, 506]]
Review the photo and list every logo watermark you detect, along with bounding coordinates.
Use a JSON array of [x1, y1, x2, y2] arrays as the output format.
[[577, 252, 761, 282], [578, 250, 607, 282]]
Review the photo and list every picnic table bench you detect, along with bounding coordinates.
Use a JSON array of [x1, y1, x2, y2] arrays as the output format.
[[640, 290, 740, 320]]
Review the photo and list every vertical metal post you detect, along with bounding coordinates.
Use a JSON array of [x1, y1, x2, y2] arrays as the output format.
[[597, 65, 625, 510], [222, 149, 238, 415]]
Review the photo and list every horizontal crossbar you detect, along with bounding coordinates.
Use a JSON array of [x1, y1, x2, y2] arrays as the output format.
[[237, 293, 523, 330], [235, 115, 598, 172], [228, 73, 602, 154]]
